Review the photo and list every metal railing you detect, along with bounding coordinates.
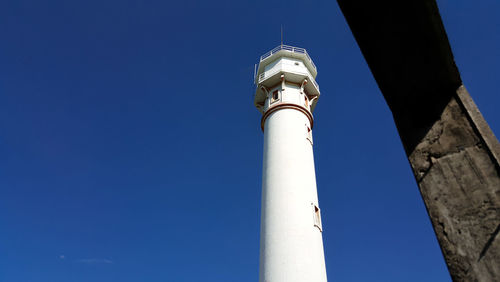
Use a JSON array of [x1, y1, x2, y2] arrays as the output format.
[[259, 72, 266, 81], [260, 45, 317, 71]]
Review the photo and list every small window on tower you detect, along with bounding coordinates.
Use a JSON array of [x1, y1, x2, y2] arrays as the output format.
[[271, 90, 279, 104], [312, 204, 322, 232], [306, 125, 313, 145], [304, 95, 309, 108]]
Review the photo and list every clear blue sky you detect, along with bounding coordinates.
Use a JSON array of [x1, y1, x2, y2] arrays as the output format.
[[1, 1, 499, 281]]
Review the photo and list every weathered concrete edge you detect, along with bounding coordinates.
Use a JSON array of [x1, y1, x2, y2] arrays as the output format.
[[456, 85, 500, 170]]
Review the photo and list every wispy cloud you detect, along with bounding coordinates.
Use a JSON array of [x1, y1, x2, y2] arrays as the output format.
[[76, 258, 113, 264]]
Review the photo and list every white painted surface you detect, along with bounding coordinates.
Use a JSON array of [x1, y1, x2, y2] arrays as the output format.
[[261, 57, 314, 86], [262, 84, 310, 113], [264, 57, 311, 78], [258, 85, 327, 281], [254, 46, 321, 112]]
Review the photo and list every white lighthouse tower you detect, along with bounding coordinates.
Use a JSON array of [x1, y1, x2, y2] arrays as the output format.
[[254, 45, 327, 282]]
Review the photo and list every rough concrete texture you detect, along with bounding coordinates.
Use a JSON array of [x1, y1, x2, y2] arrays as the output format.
[[336, 0, 500, 280], [409, 87, 500, 281]]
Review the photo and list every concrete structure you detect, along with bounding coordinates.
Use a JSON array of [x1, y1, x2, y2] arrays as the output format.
[[254, 45, 327, 282], [337, 1, 500, 280]]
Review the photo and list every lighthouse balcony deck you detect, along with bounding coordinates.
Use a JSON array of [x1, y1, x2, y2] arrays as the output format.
[[257, 67, 320, 95]]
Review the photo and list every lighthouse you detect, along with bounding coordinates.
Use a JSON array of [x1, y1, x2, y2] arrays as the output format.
[[254, 45, 327, 282]]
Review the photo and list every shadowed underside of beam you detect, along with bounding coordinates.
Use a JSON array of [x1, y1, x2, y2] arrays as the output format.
[[337, 1, 500, 280]]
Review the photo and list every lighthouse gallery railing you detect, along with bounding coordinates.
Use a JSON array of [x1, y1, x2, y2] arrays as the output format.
[[260, 45, 317, 71]]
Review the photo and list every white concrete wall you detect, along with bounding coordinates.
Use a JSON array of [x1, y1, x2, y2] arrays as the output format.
[[281, 57, 309, 75], [262, 83, 310, 113], [259, 84, 327, 282], [281, 83, 305, 107], [264, 59, 280, 73], [263, 57, 313, 82]]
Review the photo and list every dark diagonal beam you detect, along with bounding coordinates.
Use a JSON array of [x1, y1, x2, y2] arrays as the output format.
[[337, 1, 500, 280]]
